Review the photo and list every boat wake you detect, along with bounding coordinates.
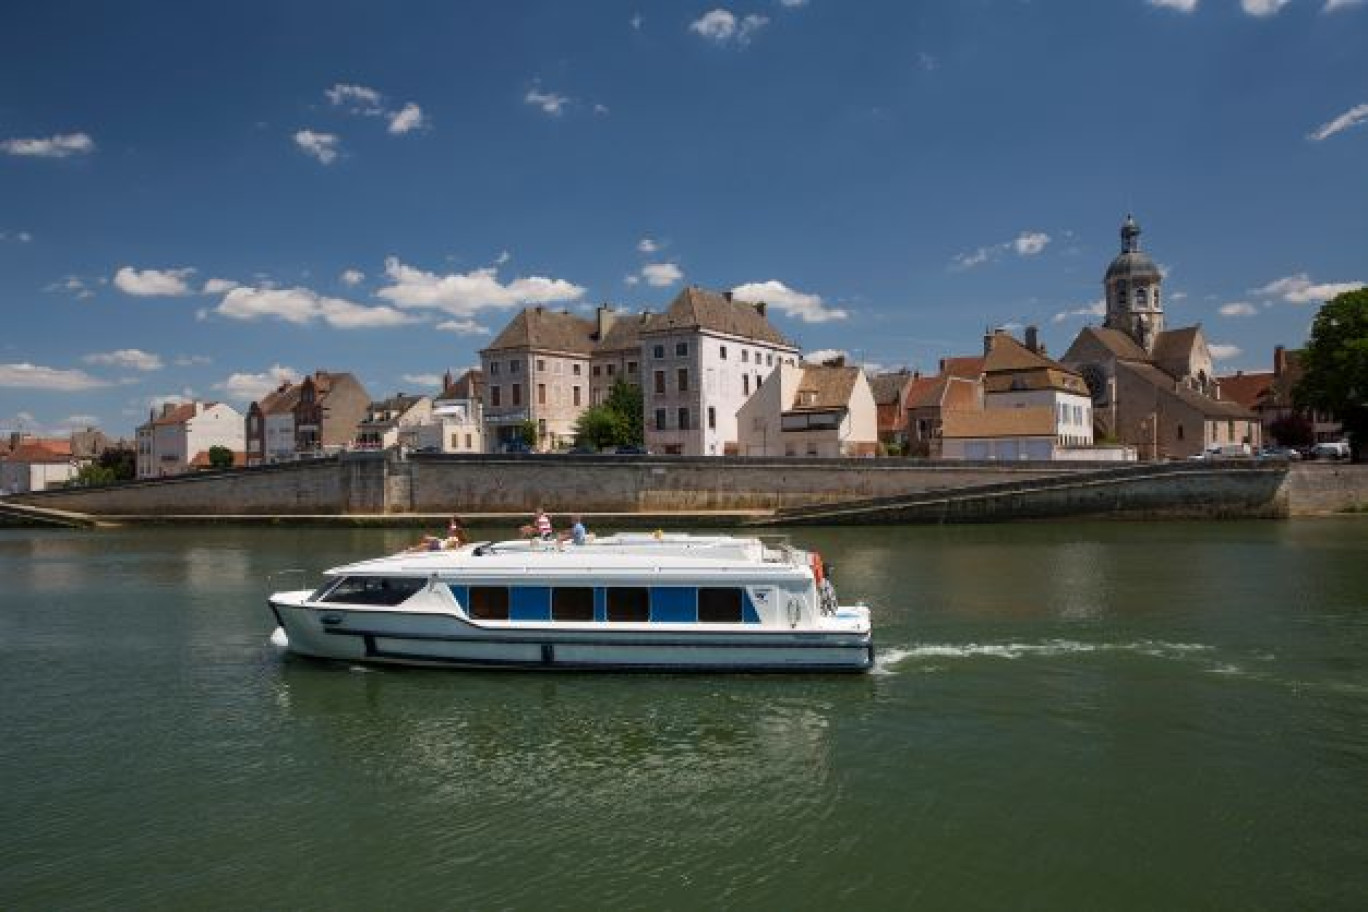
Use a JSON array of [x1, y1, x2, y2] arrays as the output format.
[[873, 639, 1214, 674]]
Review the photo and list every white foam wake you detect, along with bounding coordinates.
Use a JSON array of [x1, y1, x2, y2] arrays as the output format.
[[874, 638, 1213, 673]]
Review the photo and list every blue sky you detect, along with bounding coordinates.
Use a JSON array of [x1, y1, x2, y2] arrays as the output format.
[[2, 0, 1365, 438]]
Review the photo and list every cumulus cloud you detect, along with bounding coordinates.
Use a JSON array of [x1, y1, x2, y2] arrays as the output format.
[[803, 348, 848, 365], [326, 83, 384, 114], [1325, 0, 1365, 9], [1209, 343, 1243, 361], [1148, 0, 1198, 10], [1308, 103, 1368, 142], [690, 9, 769, 44], [435, 319, 491, 335], [1218, 302, 1259, 317], [637, 238, 660, 254], [639, 263, 684, 287], [202, 278, 239, 294], [525, 86, 570, 116], [340, 269, 365, 286], [731, 280, 849, 323], [388, 102, 426, 135], [83, 349, 164, 371], [213, 364, 301, 403], [0, 132, 95, 158], [401, 373, 443, 388], [376, 257, 585, 317], [1241, 0, 1290, 14], [1051, 298, 1106, 323], [46, 275, 96, 299], [0, 363, 110, 391], [1254, 273, 1365, 305], [294, 130, 340, 164], [954, 230, 1051, 269], [114, 267, 196, 297], [214, 285, 418, 329]]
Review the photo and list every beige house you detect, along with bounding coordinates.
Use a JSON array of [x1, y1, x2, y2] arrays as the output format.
[[905, 372, 983, 459], [981, 330, 1095, 448], [589, 305, 648, 406], [941, 408, 1061, 461], [292, 371, 370, 455], [736, 362, 878, 458], [356, 394, 433, 450], [481, 307, 596, 452]]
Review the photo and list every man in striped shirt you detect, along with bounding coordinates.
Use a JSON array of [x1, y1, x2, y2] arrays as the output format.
[[534, 507, 554, 540]]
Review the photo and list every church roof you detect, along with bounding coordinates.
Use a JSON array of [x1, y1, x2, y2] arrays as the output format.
[[1070, 325, 1151, 362], [1105, 250, 1163, 282], [1151, 326, 1202, 365], [983, 332, 1088, 395], [1117, 362, 1256, 419]]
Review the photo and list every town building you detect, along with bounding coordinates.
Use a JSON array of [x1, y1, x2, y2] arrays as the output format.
[[1219, 345, 1341, 446], [736, 361, 877, 457], [1061, 215, 1260, 459], [870, 370, 919, 452], [589, 305, 647, 406], [291, 371, 370, 456], [639, 287, 800, 456], [480, 307, 596, 452], [903, 360, 984, 459], [1, 436, 77, 493], [410, 369, 485, 453], [356, 393, 433, 450], [136, 401, 245, 478], [245, 381, 302, 466]]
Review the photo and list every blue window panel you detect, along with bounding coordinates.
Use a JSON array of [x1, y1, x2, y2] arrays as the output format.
[[594, 588, 607, 622], [650, 587, 697, 623], [742, 591, 762, 624], [510, 586, 551, 622], [446, 584, 470, 614]]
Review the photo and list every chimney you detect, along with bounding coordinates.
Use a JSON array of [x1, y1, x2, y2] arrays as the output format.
[[722, 290, 733, 303], [596, 303, 619, 339], [914, 370, 921, 380], [754, 300, 767, 318], [983, 331, 995, 356], [1274, 344, 1287, 378], [1025, 325, 1040, 354], [162, 403, 176, 418]]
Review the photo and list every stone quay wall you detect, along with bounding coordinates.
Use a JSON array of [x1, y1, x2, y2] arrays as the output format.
[[8, 453, 1366, 520]]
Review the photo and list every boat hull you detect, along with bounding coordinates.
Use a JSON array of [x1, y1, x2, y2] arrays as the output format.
[[269, 600, 874, 673]]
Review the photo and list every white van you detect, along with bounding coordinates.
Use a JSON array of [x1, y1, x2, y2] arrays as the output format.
[[1311, 441, 1350, 460], [1204, 442, 1252, 458]]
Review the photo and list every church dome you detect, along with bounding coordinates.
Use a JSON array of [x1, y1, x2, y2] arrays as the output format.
[[1104, 214, 1162, 282]]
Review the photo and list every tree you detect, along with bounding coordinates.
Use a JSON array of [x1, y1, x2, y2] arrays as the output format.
[[516, 419, 539, 448], [208, 445, 235, 469], [73, 463, 116, 487], [604, 378, 644, 445], [1267, 414, 1313, 449], [1296, 287, 1368, 461], [572, 379, 643, 449], [97, 446, 136, 481]]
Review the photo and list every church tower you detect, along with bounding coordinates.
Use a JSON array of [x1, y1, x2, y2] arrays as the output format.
[[1103, 214, 1164, 352]]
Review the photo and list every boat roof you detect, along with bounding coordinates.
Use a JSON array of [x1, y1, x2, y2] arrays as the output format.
[[328, 533, 807, 579]]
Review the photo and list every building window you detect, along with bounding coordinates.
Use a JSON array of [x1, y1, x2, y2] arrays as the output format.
[[490, 362, 500, 376], [573, 364, 581, 376], [593, 365, 601, 377], [512, 384, 522, 406], [678, 408, 690, 431], [537, 359, 546, 372], [627, 361, 638, 375], [465, 434, 472, 448], [538, 419, 546, 439], [573, 386, 581, 406], [743, 375, 750, 395], [654, 370, 666, 395], [708, 407, 716, 430], [655, 408, 667, 431], [677, 368, 689, 392], [606, 364, 615, 377], [1177, 424, 1185, 441], [491, 386, 501, 407], [720, 346, 728, 360], [653, 344, 665, 359], [742, 350, 749, 363], [675, 342, 688, 357], [538, 384, 547, 406], [756, 374, 763, 389]]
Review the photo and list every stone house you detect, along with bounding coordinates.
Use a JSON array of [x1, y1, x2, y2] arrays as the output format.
[[736, 362, 878, 458], [480, 307, 597, 452], [292, 371, 370, 455]]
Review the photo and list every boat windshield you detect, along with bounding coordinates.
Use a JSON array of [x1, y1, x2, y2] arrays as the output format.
[[313, 575, 426, 606]]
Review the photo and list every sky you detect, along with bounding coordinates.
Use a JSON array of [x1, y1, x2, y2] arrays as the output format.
[[2, 0, 1365, 438]]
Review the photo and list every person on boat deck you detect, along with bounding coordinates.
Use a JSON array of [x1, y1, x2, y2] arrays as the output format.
[[446, 515, 468, 548], [559, 514, 587, 546], [533, 507, 554, 541], [406, 534, 445, 553]]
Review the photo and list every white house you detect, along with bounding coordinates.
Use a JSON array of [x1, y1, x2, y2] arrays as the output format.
[[640, 287, 801, 456], [245, 382, 301, 466], [412, 369, 486, 453], [1, 438, 78, 493], [136, 401, 245, 478], [736, 362, 879, 457], [356, 394, 433, 450]]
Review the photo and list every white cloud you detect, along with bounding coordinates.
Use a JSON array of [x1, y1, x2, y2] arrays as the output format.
[[214, 364, 300, 403], [339, 269, 364, 286], [202, 278, 239, 294], [0, 132, 95, 158], [1325, 0, 1365, 9], [639, 263, 684, 287], [593, 103, 610, 116], [1254, 272, 1365, 304], [953, 247, 994, 270], [1209, 343, 1242, 360], [1308, 103, 1368, 142], [1051, 298, 1106, 323], [114, 266, 196, 297], [46, 275, 96, 299], [731, 280, 849, 323], [294, 130, 340, 164], [804, 348, 848, 365], [401, 373, 443, 388], [388, 102, 426, 135], [1218, 302, 1259, 317], [779, 0, 808, 7], [689, 9, 769, 44], [525, 86, 570, 116], [0, 230, 33, 243], [326, 83, 384, 114], [0, 363, 110, 391], [1149, 0, 1199, 11], [435, 319, 491, 335], [638, 238, 659, 253], [215, 285, 418, 329], [1242, 0, 1290, 14], [145, 391, 194, 411], [376, 257, 585, 317], [624, 275, 641, 286], [60, 414, 100, 428], [83, 349, 164, 371], [1012, 231, 1051, 256]]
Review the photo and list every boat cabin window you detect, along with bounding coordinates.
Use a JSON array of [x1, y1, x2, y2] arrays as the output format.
[[469, 586, 510, 620], [552, 587, 595, 621], [698, 588, 744, 623], [322, 576, 425, 606], [606, 587, 649, 622]]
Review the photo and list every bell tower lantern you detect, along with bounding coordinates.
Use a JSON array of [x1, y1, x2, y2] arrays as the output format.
[[1103, 214, 1164, 352]]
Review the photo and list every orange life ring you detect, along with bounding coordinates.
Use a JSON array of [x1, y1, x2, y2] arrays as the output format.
[[810, 552, 824, 584]]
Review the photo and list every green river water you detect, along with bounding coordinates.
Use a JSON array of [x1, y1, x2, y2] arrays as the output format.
[[2, 520, 1367, 910]]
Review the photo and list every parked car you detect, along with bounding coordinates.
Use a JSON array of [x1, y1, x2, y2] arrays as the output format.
[[1202, 442, 1252, 459], [612, 445, 650, 455], [1310, 441, 1350, 460], [564, 446, 597, 455], [501, 440, 533, 454], [1258, 446, 1301, 460]]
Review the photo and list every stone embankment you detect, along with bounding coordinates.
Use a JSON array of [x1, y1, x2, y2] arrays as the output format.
[[4, 452, 1366, 525]]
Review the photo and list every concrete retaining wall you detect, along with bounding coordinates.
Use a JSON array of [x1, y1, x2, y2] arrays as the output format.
[[1284, 463, 1368, 515]]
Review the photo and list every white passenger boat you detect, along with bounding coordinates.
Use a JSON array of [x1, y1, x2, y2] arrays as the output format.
[[267, 532, 873, 672]]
